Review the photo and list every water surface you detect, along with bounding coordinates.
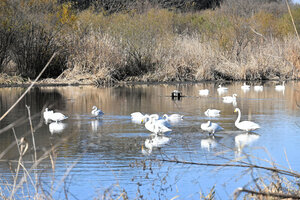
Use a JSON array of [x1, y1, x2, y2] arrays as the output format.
[[1, 81, 300, 199]]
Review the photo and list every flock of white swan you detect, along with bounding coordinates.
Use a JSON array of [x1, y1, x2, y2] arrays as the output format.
[[42, 81, 286, 152]]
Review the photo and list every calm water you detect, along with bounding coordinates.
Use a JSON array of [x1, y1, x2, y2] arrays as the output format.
[[1, 82, 300, 199]]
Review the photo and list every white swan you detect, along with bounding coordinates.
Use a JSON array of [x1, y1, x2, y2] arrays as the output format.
[[199, 89, 209, 96], [204, 109, 221, 117], [201, 121, 223, 135], [91, 106, 104, 117], [131, 112, 149, 124], [43, 108, 54, 123], [217, 85, 228, 93], [223, 94, 237, 103], [49, 122, 67, 134], [234, 108, 260, 132], [49, 112, 68, 122], [254, 85, 263, 92], [241, 82, 250, 90], [145, 115, 171, 133], [275, 81, 285, 91]]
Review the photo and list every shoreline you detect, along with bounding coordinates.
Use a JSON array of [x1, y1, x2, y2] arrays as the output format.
[[0, 77, 292, 88]]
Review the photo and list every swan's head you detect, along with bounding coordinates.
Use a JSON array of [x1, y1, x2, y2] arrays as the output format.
[[233, 94, 237, 97], [162, 114, 168, 119], [234, 108, 240, 113], [45, 108, 48, 112], [218, 85, 222, 88], [92, 106, 97, 110]]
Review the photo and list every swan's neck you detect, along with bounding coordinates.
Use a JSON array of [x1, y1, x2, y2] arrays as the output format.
[[235, 110, 241, 125]]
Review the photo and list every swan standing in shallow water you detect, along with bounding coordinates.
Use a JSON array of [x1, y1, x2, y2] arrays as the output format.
[[275, 81, 285, 91], [199, 89, 209, 96], [241, 82, 250, 90], [43, 108, 54, 123], [131, 112, 149, 124], [145, 115, 171, 133], [254, 85, 263, 92], [91, 106, 104, 117], [201, 121, 223, 135], [234, 108, 260, 132], [49, 112, 68, 122], [204, 109, 221, 117], [223, 94, 237, 104], [217, 85, 228, 94]]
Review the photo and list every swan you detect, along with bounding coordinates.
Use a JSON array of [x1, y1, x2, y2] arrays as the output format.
[[163, 114, 183, 122], [275, 81, 285, 91], [131, 112, 149, 124], [43, 108, 54, 123], [222, 94, 237, 103], [49, 112, 68, 122], [201, 121, 223, 135], [204, 109, 221, 117], [217, 85, 228, 93], [145, 115, 171, 133], [199, 89, 209, 96], [91, 106, 104, 117], [241, 82, 250, 90], [49, 122, 67, 134], [234, 108, 260, 132], [254, 85, 263, 92]]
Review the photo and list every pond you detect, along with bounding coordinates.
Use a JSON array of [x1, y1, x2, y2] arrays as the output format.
[[0, 81, 300, 199]]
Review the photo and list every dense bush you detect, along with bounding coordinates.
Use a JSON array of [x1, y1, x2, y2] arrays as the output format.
[[1, 0, 300, 82]]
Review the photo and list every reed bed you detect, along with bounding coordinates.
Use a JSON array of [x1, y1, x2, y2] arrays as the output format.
[[1, 0, 300, 84]]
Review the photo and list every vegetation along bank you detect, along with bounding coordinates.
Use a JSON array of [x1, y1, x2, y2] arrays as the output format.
[[1, 0, 300, 86]]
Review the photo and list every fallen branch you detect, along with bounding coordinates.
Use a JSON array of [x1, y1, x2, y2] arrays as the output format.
[[234, 187, 300, 200], [154, 158, 300, 178]]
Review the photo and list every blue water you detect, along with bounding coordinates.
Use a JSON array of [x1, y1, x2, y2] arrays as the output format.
[[0, 82, 300, 199]]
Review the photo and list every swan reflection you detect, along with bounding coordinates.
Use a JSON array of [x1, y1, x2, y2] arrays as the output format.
[[49, 122, 67, 134], [91, 119, 103, 132], [142, 134, 170, 155], [235, 133, 260, 153], [201, 136, 217, 151]]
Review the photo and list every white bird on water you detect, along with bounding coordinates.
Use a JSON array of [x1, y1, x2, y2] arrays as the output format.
[[241, 82, 250, 90], [91, 106, 104, 117], [222, 94, 237, 103], [275, 81, 285, 91], [199, 89, 209, 96], [204, 109, 221, 117], [254, 85, 263, 92], [217, 85, 228, 93], [49, 112, 68, 122], [131, 112, 149, 124], [234, 108, 260, 132], [43, 108, 54, 123], [145, 115, 171, 134], [201, 121, 223, 135]]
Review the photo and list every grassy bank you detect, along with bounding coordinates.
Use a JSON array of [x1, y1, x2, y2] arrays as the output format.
[[1, 0, 300, 85]]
